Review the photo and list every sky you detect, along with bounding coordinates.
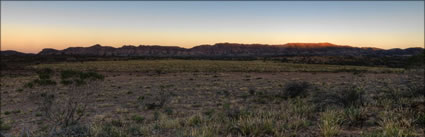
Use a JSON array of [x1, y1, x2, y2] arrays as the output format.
[[1, 1, 424, 53]]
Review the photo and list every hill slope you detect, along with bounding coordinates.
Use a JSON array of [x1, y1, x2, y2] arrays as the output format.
[[37, 43, 424, 57]]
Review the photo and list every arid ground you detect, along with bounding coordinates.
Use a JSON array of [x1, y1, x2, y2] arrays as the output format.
[[1, 60, 424, 137]]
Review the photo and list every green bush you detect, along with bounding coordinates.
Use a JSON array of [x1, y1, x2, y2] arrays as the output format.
[[282, 81, 311, 98], [61, 80, 74, 85], [33, 79, 57, 86], [80, 72, 105, 80], [131, 115, 145, 123], [61, 70, 80, 79], [36, 68, 54, 80], [60, 70, 104, 86]]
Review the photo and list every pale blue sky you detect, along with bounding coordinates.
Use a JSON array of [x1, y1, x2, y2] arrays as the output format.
[[1, 1, 424, 53]]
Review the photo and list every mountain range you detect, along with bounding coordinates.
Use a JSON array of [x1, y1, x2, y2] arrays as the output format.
[[2, 43, 423, 57]]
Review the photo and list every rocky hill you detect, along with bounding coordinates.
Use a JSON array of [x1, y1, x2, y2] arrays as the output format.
[[37, 43, 424, 57], [1, 50, 34, 56]]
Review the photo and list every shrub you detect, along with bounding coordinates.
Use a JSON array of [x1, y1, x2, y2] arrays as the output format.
[[80, 72, 104, 80], [74, 79, 86, 86], [24, 68, 58, 88], [282, 81, 311, 98], [338, 87, 365, 108], [39, 88, 89, 129], [61, 80, 74, 85], [37, 68, 54, 80], [61, 70, 80, 79], [249, 89, 256, 95], [131, 115, 145, 123], [33, 79, 57, 86], [60, 70, 104, 86]]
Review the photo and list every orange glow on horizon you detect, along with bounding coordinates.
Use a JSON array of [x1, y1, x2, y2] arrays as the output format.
[[1, 23, 424, 53]]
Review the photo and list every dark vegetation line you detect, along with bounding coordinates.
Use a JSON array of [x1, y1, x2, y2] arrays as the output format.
[[1, 50, 424, 72]]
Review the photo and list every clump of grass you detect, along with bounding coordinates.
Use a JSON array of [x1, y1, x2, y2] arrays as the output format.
[[36, 68, 54, 80], [0, 119, 12, 131], [343, 106, 367, 127], [25, 68, 57, 88], [93, 122, 127, 137], [33, 79, 57, 86], [319, 109, 343, 137], [156, 114, 181, 129], [282, 81, 311, 98], [235, 116, 275, 136], [79, 71, 105, 80], [59, 70, 104, 86], [60, 70, 80, 79], [60, 79, 73, 85], [225, 108, 250, 120], [370, 109, 418, 137], [378, 117, 416, 137], [186, 114, 204, 127], [340, 87, 366, 107], [183, 122, 221, 137], [289, 98, 315, 118], [24, 82, 34, 88], [131, 115, 145, 124]]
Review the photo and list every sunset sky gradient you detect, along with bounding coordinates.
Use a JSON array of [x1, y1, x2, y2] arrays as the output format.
[[1, 1, 424, 53]]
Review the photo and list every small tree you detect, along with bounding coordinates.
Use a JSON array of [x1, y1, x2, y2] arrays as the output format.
[[38, 84, 99, 136]]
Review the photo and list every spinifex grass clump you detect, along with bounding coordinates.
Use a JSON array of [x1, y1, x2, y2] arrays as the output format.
[[60, 70, 104, 86], [25, 68, 57, 88], [36, 68, 54, 80], [319, 109, 343, 137]]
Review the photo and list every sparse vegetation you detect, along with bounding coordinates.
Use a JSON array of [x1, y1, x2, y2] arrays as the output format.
[[34, 60, 405, 73], [1, 59, 423, 137]]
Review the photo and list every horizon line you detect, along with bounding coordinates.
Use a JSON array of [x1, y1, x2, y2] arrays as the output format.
[[2, 42, 424, 54]]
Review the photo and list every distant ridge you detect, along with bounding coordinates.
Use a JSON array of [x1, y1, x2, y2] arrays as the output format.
[[31, 42, 424, 57], [0, 50, 34, 56]]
